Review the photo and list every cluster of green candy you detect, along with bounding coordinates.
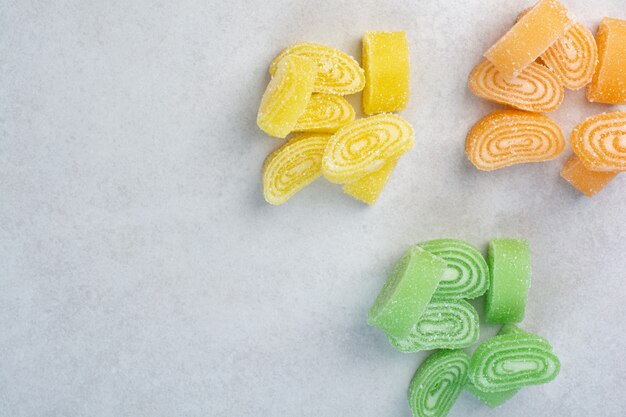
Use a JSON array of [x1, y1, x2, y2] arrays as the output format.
[[367, 238, 560, 417]]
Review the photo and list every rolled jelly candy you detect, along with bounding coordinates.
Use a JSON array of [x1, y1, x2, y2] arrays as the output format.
[[323, 114, 414, 184], [293, 93, 355, 133], [468, 60, 564, 113], [388, 299, 479, 352], [362, 31, 410, 115], [262, 133, 331, 205], [560, 154, 618, 197], [486, 238, 531, 324], [343, 159, 398, 205], [418, 239, 489, 300], [367, 246, 447, 339], [469, 328, 560, 392], [270, 42, 365, 95], [466, 110, 565, 171], [587, 18, 626, 104], [257, 55, 317, 138], [569, 111, 626, 172], [484, 0, 571, 79], [408, 350, 469, 417]]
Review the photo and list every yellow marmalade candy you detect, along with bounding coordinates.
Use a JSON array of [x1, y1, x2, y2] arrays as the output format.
[[257, 55, 317, 138], [270, 42, 365, 95], [293, 94, 355, 133], [362, 31, 410, 115], [323, 114, 414, 184], [263, 134, 331, 205], [343, 159, 398, 205]]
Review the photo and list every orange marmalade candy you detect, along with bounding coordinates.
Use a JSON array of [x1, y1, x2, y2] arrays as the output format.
[[468, 60, 564, 112], [569, 111, 626, 172], [293, 94, 355, 133], [362, 31, 410, 115], [257, 55, 317, 138], [466, 110, 565, 171], [343, 159, 398, 205], [587, 18, 626, 104], [270, 42, 365, 95], [540, 22, 598, 90], [263, 134, 331, 205], [560, 154, 618, 197], [484, 0, 571, 79]]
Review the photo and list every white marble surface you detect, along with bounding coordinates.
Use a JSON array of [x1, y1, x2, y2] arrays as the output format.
[[1, 0, 625, 416]]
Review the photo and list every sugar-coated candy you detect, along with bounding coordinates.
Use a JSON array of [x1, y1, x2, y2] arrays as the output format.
[[362, 31, 410, 115], [469, 328, 560, 392], [257, 55, 317, 138], [484, 0, 571, 79], [418, 239, 489, 300], [468, 60, 564, 112], [388, 300, 479, 352], [486, 239, 531, 324], [323, 114, 414, 184], [408, 350, 470, 417], [367, 246, 447, 339], [466, 110, 565, 171], [270, 42, 365, 95], [343, 159, 398, 205], [587, 18, 626, 104], [560, 154, 618, 197], [569, 111, 626, 172], [293, 93, 355, 133], [262, 133, 331, 205]]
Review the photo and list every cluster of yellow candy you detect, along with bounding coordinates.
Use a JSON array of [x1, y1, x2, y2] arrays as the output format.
[[467, 0, 625, 197], [258, 33, 413, 205]]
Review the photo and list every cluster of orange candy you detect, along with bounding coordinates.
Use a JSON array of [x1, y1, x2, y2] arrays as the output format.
[[466, 0, 626, 197]]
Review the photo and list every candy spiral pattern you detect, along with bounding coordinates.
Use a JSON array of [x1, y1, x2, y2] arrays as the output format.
[[293, 93, 355, 133], [469, 60, 564, 113], [418, 239, 489, 299], [270, 42, 365, 95], [408, 350, 470, 417], [389, 300, 479, 352], [257, 55, 317, 138], [469, 332, 560, 392], [263, 134, 331, 205], [323, 114, 414, 184], [466, 110, 565, 171], [569, 111, 626, 172]]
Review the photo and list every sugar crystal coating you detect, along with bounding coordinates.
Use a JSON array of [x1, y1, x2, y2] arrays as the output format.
[[587, 18, 626, 104], [293, 93, 355, 133], [569, 111, 626, 172], [343, 158, 398, 205], [560, 154, 618, 197]]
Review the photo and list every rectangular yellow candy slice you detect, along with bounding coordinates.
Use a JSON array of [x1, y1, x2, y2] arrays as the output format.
[[587, 18, 626, 104], [257, 55, 317, 138], [362, 32, 410, 115], [343, 159, 398, 204], [484, 0, 571, 78]]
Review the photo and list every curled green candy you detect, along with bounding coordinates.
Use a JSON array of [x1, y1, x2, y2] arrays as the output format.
[[408, 350, 469, 417], [486, 239, 531, 323], [368, 246, 447, 338], [469, 330, 560, 392], [388, 300, 479, 352], [418, 239, 489, 299]]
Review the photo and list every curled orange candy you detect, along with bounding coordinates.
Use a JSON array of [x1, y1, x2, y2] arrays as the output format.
[[257, 55, 317, 138], [343, 159, 398, 205], [484, 0, 571, 79], [270, 42, 365, 95], [569, 111, 626, 172], [560, 154, 618, 197], [587, 18, 626, 104], [466, 110, 565, 171], [541, 23, 598, 90], [468, 60, 564, 113], [293, 94, 355, 133], [322, 114, 414, 184], [263, 134, 331, 205]]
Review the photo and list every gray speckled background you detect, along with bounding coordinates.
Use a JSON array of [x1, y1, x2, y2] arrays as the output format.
[[1, 1, 625, 416]]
